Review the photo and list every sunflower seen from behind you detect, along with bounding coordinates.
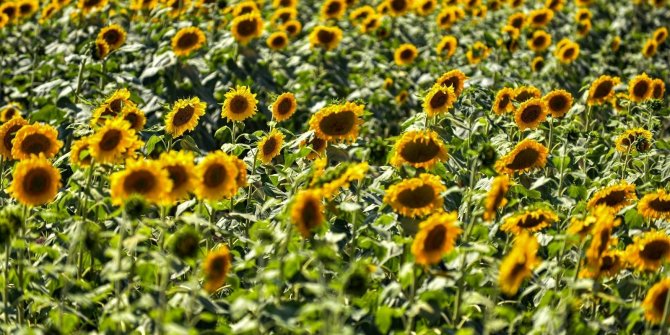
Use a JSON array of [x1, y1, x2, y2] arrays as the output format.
[[495, 139, 548, 175], [195, 151, 240, 201], [498, 232, 541, 296], [257, 129, 285, 164], [9, 155, 61, 206], [390, 129, 449, 169], [411, 212, 462, 266], [160, 151, 197, 203], [110, 158, 172, 206], [11, 123, 63, 160], [203, 245, 233, 293], [166, 97, 206, 137], [291, 189, 324, 238], [222, 86, 258, 122], [383, 174, 446, 218], [309, 102, 364, 143]]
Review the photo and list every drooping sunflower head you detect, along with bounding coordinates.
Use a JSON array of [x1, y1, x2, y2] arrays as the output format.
[[514, 98, 547, 130], [0, 117, 28, 159], [493, 87, 515, 115], [0, 102, 22, 122], [542, 89, 573, 118], [642, 39, 658, 58], [483, 175, 510, 221], [291, 189, 325, 238], [651, 79, 666, 100], [628, 73, 653, 102], [195, 151, 240, 200], [257, 129, 285, 164], [321, 0, 346, 19], [11, 123, 63, 160], [166, 96, 206, 137], [301, 135, 328, 160], [501, 208, 558, 235], [231, 13, 264, 45], [159, 150, 197, 203], [309, 102, 364, 143], [88, 118, 138, 164], [221, 86, 258, 122], [266, 31, 289, 50], [203, 245, 233, 293], [526, 8, 553, 28], [643, 279, 670, 324], [390, 129, 449, 169], [587, 75, 621, 105], [615, 128, 653, 153], [9, 155, 61, 206], [422, 85, 456, 117], [587, 181, 637, 213], [271, 92, 297, 122], [383, 174, 446, 218], [70, 136, 93, 168], [513, 85, 541, 103], [436, 35, 458, 59], [498, 232, 541, 296], [172, 26, 206, 57], [411, 211, 462, 265], [626, 231, 670, 272], [638, 189, 670, 221], [495, 139, 549, 175], [98, 24, 126, 51], [110, 158, 173, 206], [393, 43, 418, 66], [436, 69, 467, 97]]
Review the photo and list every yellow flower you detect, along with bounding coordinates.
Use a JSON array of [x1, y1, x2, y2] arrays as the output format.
[[0, 117, 28, 159], [110, 158, 172, 205], [415, 0, 436, 15], [498, 233, 541, 296], [626, 231, 670, 272], [88, 118, 138, 164], [360, 14, 381, 33], [587, 181, 637, 213], [615, 128, 653, 153], [280, 19, 302, 37], [495, 139, 548, 175], [394, 43, 418, 66], [653, 27, 668, 44], [390, 129, 449, 169], [321, 0, 346, 19], [9, 155, 61, 206], [0, 102, 22, 122], [483, 175, 510, 221], [542, 90, 573, 118], [643, 279, 670, 324], [270, 7, 297, 25], [257, 129, 285, 164], [98, 24, 126, 51], [531, 56, 544, 72], [638, 189, 670, 221], [574, 8, 591, 22], [526, 8, 553, 28], [507, 12, 525, 29], [160, 150, 197, 203], [587, 75, 621, 106], [91, 88, 134, 126], [77, 0, 107, 14], [221, 86, 258, 122], [203, 246, 233, 293], [93, 39, 110, 61], [652, 78, 666, 99], [311, 162, 368, 198], [232, 0, 258, 16], [70, 136, 93, 168], [435, 69, 467, 97], [231, 13, 264, 45], [271, 93, 298, 121], [492, 87, 515, 115], [514, 86, 541, 102], [386, 0, 413, 16], [383, 174, 446, 218], [545, 0, 563, 11], [165, 97, 206, 137], [514, 98, 547, 130], [309, 102, 364, 143], [610, 36, 621, 52], [422, 85, 456, 117], [349, 5, 374, 23], [466, 41, 490, 64], [291, 189, 324, 238], [579, 250, 623, 279], [628, 73, 653, 102], [309, 25, 343, 50], [576, 19, 591, 37], [527, 30, 551, 52], [501, 208, 557, 235], [130, 0, 157, 10], [395, 90, 409, 105], [172, 26, 206, 57], [411, 212, 462, 265], [11, 123, 63, 160], [300, 136, 328, 160], [436, 7, 457, 30], [266, 31, 289, 50], [195, 151, 241, 200], [16, 0, 38, 19], [567, 215, 596, 239], [642, 39, 657, 58], [120, 105, 146, 132], [436, 35, 458, 59]]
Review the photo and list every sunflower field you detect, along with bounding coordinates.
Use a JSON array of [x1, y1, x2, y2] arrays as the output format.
[[0, 0, 669, 333]]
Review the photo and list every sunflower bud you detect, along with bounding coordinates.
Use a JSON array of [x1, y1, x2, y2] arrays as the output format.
[[343, 268, 369, 297], [0, 206, 23, 232], [170, 226, 201, 260], [123, 195, 148, 220], [478, 143, 497, 167]]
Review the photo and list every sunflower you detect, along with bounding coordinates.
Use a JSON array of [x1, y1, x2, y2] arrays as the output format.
[[118, 105, 145, 132], [77, 0, 107, 14], [0, 3, 17, 23], [0, 12, 9, 28], [509, 0, 523, 7], [423, 85, 456, 117], [312, 162, 368, 198], [638, 190, 670, 221], [309, 25, 342, 50], [415, 0, 436, 15], [203, 246, 232, 293], [270, 7, 297, 25], [436, 35, 458, 59], [527, 30, 551, 52], [526, 8, 553, 28], [266, 31, 289, 50], [11, 123, 63, 160], [273, 0, 297, 7], [257, 129, 285, 164], [611, 93, 629, 113], [301, 135, 328, 159], [98, 24, 126, 51], [488, 0, 503, 10], [436, 70, 467, 97], [643, 279, 670, 324], [501, 208, 557, 235], [221, 86, 257, 122], [309, 102, 364, 143], [575, 8, 591, 22], [110, 158, 172, 205], [395, 91, 409, 105], [492, 87, 515, 115], [386, 0, 412, 16], [0, 102, 22, 122], [531, 56, 544, 72], [584, 206, 620, 265], [271, 93, 297, 122], [390, 129, 449, 169], [579, 250, 624, 279], [360, 14, 381, 33], [165, 0, 192, 17], [498, 233, 541, 296], [93, 39, 110, 61], [466, 41, 490, 64], [230, 156, 248, 188], [587, 181, 637, 213], [567, 215, 596, 239], [232, 0, 258, 16], [654, 27, 668, 44], [514, 86, 541, 103], [8, 154, 60, 207], [507, 12, 525, 29], [542, 90, 573, 118], [545, 0, 563, 11], [642, 39, 658, 58], [495, 139, 549, 175], [172, 26, 206, 57], [393, 43, 418, 66], [576, 19, 591, 37], [349, 5, 374, 23], [615, 128, 653, 153], [628, 73, 653, 102], [0, 117, 27, 159], [483, 175, 510, 221], [17, 0, 38, 19], [291, 189, 324, 238], [436, 8, 456, 29], [384, 174, 446, 218], [165, 97, 206, 137], [195, 151, 240, 200], [651, 79, 666, 99], [321, 0, 346, 19], [70, 137, 92, 168], [587, 75, 621, 106], [130, 0, 158, 10], [91, 88, 134, 126], [611, 36, 621, 52], [231, 13, 264, 45], [280, 19, 302, 37], [514, 98, 547, 130], [626, 231, 670, 272], [411, 212, 462, 265], [88, 118, 137, 164], [160, 151, 197, 202]]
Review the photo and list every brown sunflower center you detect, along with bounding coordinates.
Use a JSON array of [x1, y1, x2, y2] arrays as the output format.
[[3, 108, 16, 119], [653, 83, 663, 99], [400, 139, 441, 164], [400, 49, 414, 60], [509, 261, 527, 279], [645, 43, 656, 55], [517, 214, 546, 228], [271, 35, 287, 47], [520, 104, 542, 123], [649, 198, 670, 212], [124, 113, 139, 129], [2, 6, 16, 18], [103, 30, 121, 46], [301, 197, 321, 230], [23, 167, 51, 196], [422, 1, 432, 10], [593, 81, 614, 100], [278, 12, 291, 21], [276, 98, 293, 115], [204, 163, 227, 188], [498, 94, 511, 110], [237, 5, 254, 15], [423, 224, 446, 252], [654, 289, 669, 313], [633, 81, 650, 98], [491, 188, 505, 210], [237, 18, 258, 37], [511, 17, 523, 29], [532, 13, 547, 24], [440, 77, 460, 91], [99, 129, 122, 151], [177, 32, 199, 49], [317, 29, 335, 44], [515, 91, 535, 102], [109, 98, 124, 114], [506, 148, 540, 170], [548, 95, 568, 112], [123, 170, 156, 195], [325, 1, 342, 15], [229, 95, 249, 114], [3, 124, 23, 151], [600, 254, 618, 271], [429, 90, 449, 109], [207, 255, 229, 278], [594, 190, 627, 207], [262, 137, 278, 156], [396, 184, 436, 208], [311, 137, 327, 152], [390, 0, 407, 11], [285, 24, 298, 35], [83, 0, 101, 8], [167, 165, 188, 190], [20, 133, 52, 156], [640, 240, 670, 261], [173, 105, 195, 127], [532, 36, 546, 47], [319, 111, 355, 136]]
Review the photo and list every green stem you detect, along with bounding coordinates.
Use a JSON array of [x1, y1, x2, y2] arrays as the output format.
[[4, 243, 9, 325], [74, 56, 88, 104]]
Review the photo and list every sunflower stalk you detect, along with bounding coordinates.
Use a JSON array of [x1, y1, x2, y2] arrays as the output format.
[[661, 285, 670, 335], [4, 242, 10, 325], [74, 55, 88, 104]]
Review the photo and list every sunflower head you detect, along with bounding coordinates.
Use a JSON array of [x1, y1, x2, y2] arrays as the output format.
[[93, 38, 110, 61], [172, 26, 206, 57], [121, 105, 146, 132], [110, 158, 173, 206], [203, 245, 233, 293], [309, 102, 364, 143], [513, 85, 541, 103], [587, 75, 621, 105], [542, 90, 573, 118], [0, 102, 22, 122], [628, 73, 653, 102], [526, 8, 553, 28], [360, 14, 382, 33], [0, 117, 28, 159], [587, 181, 637, 213], [89, 118, 138, 164], [195, 151, 241, 200], [231, 13, 264, 45], [466, 41, 490, 64], [309, 25, 343, 50], [436, 35, 458, 59], [70, 137, 93, 168], [383, 174, 446, 218], [257, 129, 285, 164], [77, 0, 108, 14], [311, 162, 368, 198], [169, 225, 201, 260], [394, 43, 418, 66], [266, 31, 289, 50], [160, 150, 197, 203], [501, 208, 558, 235], [9, 155, 61, 206], [386, 0, 412, 16], [166, 97, 206, 137], [493, 87, 515, 115], [495, 139, 549, 175], [11, 123, 63, 160], [531, 56, 544, 72], [580, 250, 623, 279], [508, 12, 525, 29], [280, 19, 302, 37], [221, 86, 258, 122], [653, 27, 668, 44], [301, 135, 328, 160], [642, 39, 658, 58], [232, 0, 258, 16], [584, 205, 620, 265], [271, 92, 297, 122], [411, 211, 462, 265], [321, 0, 346, 19], [643, 279, 670, 324], [527, 30, 552, 52], [483, 175, 510, 221], [423, 85, 456, 117], [651, 79, 666, 100], [626, 231, 670, 272], [567, 214, 596, 239], [291, 189, 325, 238], [615, 128, 652, 154], [98, 24, 126, 51], [498, 232, 541, 296], [436, 70, 467, 97], [390, 129, 449, 169], [514, 98, 547, 130], [271, 7, 297, 25]]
